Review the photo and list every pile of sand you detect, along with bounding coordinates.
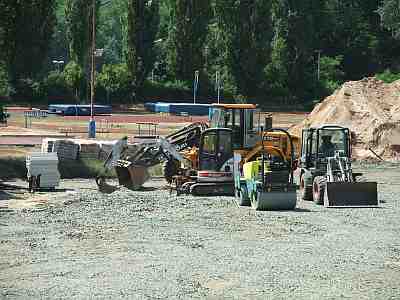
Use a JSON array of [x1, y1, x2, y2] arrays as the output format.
[[291, 77, 400, 160]]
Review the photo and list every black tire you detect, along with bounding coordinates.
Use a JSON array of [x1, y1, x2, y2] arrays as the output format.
[[163, 159, 179, 184], [300, 174, 313, 201], [312, 176, 326, 205]]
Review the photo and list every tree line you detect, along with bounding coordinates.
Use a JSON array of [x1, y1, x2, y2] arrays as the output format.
[[1, 0, 400, 107]]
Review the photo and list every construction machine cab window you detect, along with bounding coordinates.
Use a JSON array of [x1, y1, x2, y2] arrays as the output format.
[[304, 127, 350, 163], [318, 129, 347, 158], [202, 132, 217, 154], [199, 129, 232, 171], [210, 106, 258, 149]]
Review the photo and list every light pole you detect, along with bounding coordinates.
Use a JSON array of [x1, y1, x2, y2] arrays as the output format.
[[193, 70, 199, 104], [88, 0, 97, 138], [315, 49, 321, 81], [52, 60, 64, 72], [215, 70, 221, 104]]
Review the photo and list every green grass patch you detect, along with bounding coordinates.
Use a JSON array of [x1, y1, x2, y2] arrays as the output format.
[[0, 157, 116, 180], [0, 157, 27, 179], [148, 164, 163, 177], [58, 159, 116, 179], [376, 70, 400, 83]]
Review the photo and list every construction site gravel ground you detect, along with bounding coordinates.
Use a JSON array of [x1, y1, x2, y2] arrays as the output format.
[[1, 163, 400, 299]]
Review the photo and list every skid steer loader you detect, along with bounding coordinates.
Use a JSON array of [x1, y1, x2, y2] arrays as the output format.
[[233, 128, 297, 210], [99, 122, 207, 191], [299, 125, 378, 207]]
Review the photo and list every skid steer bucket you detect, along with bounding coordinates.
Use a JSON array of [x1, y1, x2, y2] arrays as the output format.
[[115, 160, 150, 190], [324, 182, 378, 207]]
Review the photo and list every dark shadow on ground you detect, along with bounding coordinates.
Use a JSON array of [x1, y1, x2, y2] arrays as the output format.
[[138, 186, 158, 192], [0, 190, 15, 201], [293, 208, 312, 212]]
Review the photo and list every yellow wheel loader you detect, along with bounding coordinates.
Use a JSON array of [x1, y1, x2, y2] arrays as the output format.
[[299, 125, 378, 207]]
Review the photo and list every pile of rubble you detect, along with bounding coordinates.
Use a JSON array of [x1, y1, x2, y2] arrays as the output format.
[[291, 77, 400, 160]]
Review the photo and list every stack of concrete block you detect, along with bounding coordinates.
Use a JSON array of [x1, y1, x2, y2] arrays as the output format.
[[26, 152, 60, 188], [78, 143, 101, 159], [54, 140, 79, 160], [42, 138, 79, 160], [42, 138, 119, 161]]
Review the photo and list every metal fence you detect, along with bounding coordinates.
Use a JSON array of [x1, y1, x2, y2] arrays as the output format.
[[24, 110, 48, 128]]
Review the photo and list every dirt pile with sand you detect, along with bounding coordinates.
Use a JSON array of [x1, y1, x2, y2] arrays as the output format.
[[291, 77, 400, 160]]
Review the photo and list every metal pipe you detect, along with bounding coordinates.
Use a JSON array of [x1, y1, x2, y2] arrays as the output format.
[[262, 127, 295, 184], [260, 126, 265, 187]]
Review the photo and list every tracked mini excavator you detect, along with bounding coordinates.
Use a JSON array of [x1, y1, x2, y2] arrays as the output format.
[[299, 125, 378, 207]]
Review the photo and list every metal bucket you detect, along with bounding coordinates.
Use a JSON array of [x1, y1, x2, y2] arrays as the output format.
[[115, 163, 150, 190], [252, 185, 297, 211], [324, 182, 378, 207]]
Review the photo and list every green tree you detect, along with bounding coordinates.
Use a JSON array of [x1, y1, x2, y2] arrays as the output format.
[[97, 0, 129, 64], [0, 2, 17, 75], [167, 0, 212, 82], [378, 0, 400, 37], [318, 55, 344, 95], [0, 1, 56, 81], [0, 62, 11, 97], [63, 61, 84, 103], [65, 0, 99, 68], [126, 0, 160, 102], [97, 63, 130, 103], [215, 0, 273, 98]]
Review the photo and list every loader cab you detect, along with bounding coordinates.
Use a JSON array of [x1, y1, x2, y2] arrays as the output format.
[[301, 125, 351, 168], [209, 104, 260, 149], [199, 128, 233, 172]]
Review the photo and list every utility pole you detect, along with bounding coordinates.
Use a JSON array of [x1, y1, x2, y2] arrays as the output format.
[[316, 49, 321, 81], [215, 70, 221, 104], [193, 70, 199, 104], [89, 0, 96, 138]]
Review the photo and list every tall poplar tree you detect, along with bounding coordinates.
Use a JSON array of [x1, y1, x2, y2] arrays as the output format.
[[65, 0, 92, 68], [0, 1, 56, 81], [167, 0, 212, 81], [127, 0, 160, 101], [0, 2, 17, 74], [379, 0, 400, 36], [216, 0, 273, 98]]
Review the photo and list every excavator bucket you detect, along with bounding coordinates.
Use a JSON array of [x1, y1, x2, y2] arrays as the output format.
[[115, 160, 150, 190], [324, 182, 378, 207]]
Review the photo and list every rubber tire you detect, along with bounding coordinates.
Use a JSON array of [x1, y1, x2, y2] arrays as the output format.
[[312, 176, 326, 205], [300, 173, 313, 201], [163, 159, 179, 184], [238, 185, 251, 206]]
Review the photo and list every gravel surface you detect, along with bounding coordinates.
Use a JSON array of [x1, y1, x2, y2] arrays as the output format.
[[1, 164, 400, 299]]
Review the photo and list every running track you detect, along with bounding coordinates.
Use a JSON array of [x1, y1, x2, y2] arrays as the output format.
[[63, 114, 208, 124]]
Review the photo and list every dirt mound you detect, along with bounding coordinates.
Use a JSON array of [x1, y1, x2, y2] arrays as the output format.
[[291, 77, 400, 160]]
